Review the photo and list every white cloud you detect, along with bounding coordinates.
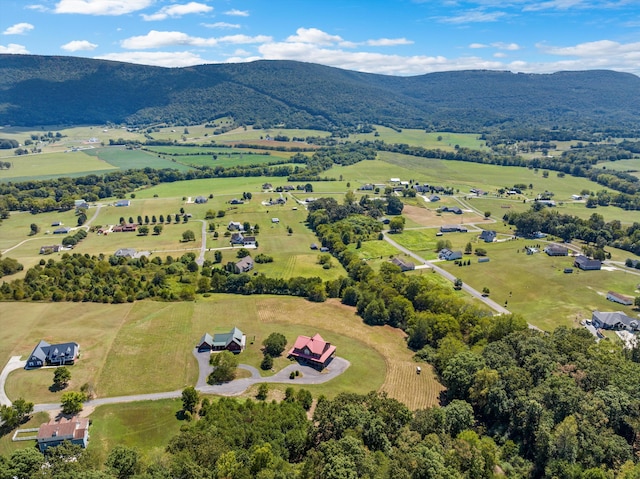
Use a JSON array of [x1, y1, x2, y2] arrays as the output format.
[[286, 27, 343, 45], [494, 52, 507, 58], [202, 22, 240, 29], [438, 10, 507, 24], [0, 43, 29, 54], [523, 0, 587, 11], [366, 38, 413, 47], [61, 40, 98, 51], [55, 0, 153, 15], [491, 42, 520, 50], [469, 43, 487, 48], [121, 30, 271, 49], [142, 2, 213, 21], [224, 9, 249, 16], [26, 4, 49, 12], [3, 23, 35, 35], [96, 50, 211, 67]]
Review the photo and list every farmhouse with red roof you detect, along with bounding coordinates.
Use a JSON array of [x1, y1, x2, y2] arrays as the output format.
[[288, 333, 336, 370]]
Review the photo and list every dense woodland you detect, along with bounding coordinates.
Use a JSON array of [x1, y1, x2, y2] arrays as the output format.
[[3, 55, 640, 133]]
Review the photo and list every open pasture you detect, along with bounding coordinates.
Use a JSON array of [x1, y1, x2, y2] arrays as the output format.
[[437, 240, 640, 330], [401, 203, 485, 229], [0, 150, 115, 181], [84, 147, 193, 172], [349, 126, 487, 150], [2, 295, 442, 410]]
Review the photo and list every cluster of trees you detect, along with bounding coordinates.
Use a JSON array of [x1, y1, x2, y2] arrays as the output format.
[[261, 332, 287, 370], [504, 207, 640, 256], [0, 139, 18, 149], [0, 255, 23, 278]]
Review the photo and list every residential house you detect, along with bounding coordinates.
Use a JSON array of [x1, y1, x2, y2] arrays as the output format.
[[282, 185, 295, 191], [544, 244, 569, 256], [607, 291, 634, 306], [572, 195, 583, 200], [228, 221, 244, 231], [73, 199, 87, 208], [288, 333, 337, 370], [536, 199, 556, 207], [242, 236, 257, 247], [428, 195, 441, 202], [75, 201, 89, 211], [525, 246, 539, 255], [391, 257, 415, 272], [231, 256, 254, 274], [320, 247, 330, 252], [439, 249, 463, 261], [479, 230, 496, 243], [115, 199, 130, 207], [440, 225, 468, 233], [51, 221, 62, 227], [53, 226, 71, 235], [39, 245, 62, 254], [592, 311, 640, 331], [37, 417, 89, 452], [197, 327, 246, 353], [25, 340, 79, 369], [194, 196, 208, 204], [230, 232, 245, 245], [574, 255, 601, 270], [229, 198, 244, 205], [360, 183, 374, 191], [310, 243, 318, 250], [441, 206, 463, 214], [262, 183, 273, 190]]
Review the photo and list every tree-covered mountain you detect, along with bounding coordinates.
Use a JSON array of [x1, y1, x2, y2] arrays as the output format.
[[2, 54, 640, 132]]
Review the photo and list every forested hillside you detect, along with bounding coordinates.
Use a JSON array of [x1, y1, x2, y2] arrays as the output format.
[[2, 54, 640, 132]]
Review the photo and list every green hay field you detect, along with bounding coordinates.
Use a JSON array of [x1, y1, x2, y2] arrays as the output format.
[[0, 151, 116, 181], [1, 295, 442, 411], [348, 126, 488, 150], [84, 147, 193, 172]]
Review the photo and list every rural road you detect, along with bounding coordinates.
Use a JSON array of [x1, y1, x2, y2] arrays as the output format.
[[20, 354, 350, 413], [382, 231, 512, 315]]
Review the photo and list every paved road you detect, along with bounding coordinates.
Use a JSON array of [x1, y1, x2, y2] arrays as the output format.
[[0, 356, 26, 406], [27, 354, 349, 413], [382, 232, 511, 315]]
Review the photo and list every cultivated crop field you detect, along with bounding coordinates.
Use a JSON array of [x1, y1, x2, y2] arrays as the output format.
[[348, 126, 488, 150]]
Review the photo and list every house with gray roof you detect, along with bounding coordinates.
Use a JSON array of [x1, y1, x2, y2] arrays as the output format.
[[197, 327, 246, 353], [391, 257, 415, 272], [574, 255, 601, 270], [25, 340, 79, 369], [592, 311, 640, 331], [544, 244, 569, 256], [479, 230, 496, 243], [439, 248, 463, 261], [232, 256, 254, 274]]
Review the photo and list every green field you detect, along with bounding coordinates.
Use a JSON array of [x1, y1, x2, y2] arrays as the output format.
[[348, 126, 488, 150], [438, 240, 640, 330], [84, 147, 194, 172], [1, 294, 442, 411], [0, 150, 116, 181]]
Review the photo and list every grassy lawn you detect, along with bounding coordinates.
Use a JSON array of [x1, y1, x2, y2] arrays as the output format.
[[0, 411, 50, 457], [1, 295, 442, 410], [437, 240, 640, 330], [87, 399, 184, 463]]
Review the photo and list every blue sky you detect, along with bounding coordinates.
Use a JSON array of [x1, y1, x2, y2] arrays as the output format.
[[2, 0, 640, 75]]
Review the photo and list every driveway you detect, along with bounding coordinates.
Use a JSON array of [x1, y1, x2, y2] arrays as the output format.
[[0, 356, 27, 406], [30, 354, 350, 412]]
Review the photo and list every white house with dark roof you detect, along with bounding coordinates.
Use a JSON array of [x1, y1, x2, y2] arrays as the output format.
[[592, 311, 640, 331], [197, 327, 246, 353], [25, 340, 79, 369]]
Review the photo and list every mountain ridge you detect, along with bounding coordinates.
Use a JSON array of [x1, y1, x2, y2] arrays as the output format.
[[1, 54, 640, 132]]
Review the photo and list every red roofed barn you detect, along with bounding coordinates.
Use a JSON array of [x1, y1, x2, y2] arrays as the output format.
[[288, 333, 336, 370]]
